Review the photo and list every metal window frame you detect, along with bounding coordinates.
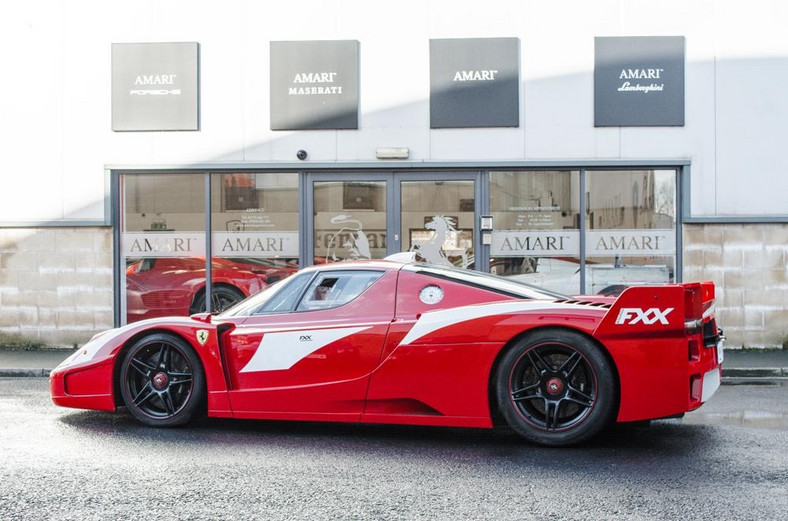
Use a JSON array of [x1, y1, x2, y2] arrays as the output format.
[[110, 160, 690, 326]]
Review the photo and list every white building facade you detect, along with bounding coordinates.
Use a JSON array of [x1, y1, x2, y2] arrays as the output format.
[[1, 0, 786, 348]]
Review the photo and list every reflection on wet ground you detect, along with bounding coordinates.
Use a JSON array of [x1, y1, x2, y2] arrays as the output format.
[[683, 410, 788, 430], [683, 381, 788, 431]]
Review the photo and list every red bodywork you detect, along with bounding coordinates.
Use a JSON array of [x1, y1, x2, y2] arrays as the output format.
[[52, 259, 722, 429], [125, 257, 294, 323]]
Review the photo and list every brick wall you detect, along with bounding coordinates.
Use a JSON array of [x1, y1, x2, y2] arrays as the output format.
[[683, 223, 788, 349], [0, 228, 113, 348]]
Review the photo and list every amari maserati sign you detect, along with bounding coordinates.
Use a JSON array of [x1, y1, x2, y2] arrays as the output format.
[[594, 36, 685, 127], [270, 40, 359, 130], [430, 38, 520, 128], [112, 42, 200, 131]]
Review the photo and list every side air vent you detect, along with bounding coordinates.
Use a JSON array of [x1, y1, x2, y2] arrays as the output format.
[[555, 299, 612, 309]]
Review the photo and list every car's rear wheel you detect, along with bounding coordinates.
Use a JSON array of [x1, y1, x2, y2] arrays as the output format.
[[495, 329, 616, 447], [119, 333, 205, 427], [190, 285, 244, 314]]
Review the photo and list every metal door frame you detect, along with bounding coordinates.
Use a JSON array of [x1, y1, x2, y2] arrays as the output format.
[[304, 170, 484, 270]]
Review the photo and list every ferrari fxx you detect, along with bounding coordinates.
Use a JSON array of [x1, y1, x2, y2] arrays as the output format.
[[52, 254, 723, 446]]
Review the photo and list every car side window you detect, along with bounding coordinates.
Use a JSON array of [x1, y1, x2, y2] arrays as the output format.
[[296, 271, 383, 312]]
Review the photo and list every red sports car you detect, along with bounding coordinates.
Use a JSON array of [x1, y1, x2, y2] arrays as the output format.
[[51, 254, 723, 447], [125, 257, 295, 323]]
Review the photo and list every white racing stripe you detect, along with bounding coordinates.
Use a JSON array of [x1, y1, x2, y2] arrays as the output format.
[[240, 326, 371, 373], [399, 301, 585, 346]]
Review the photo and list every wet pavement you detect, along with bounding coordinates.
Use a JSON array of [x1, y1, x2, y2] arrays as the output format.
[[683, 380, 788, 430], [2, 378, 787, 520], [0, 349, 76, 373]]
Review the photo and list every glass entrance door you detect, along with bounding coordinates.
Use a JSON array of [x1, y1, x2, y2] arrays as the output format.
[[400, 179, 476, 269], [307, 173, 479, 267], [311, 176, 390, 263]]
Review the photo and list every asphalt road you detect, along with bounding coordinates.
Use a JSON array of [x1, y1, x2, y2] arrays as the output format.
[[1, 379, 787, 520]]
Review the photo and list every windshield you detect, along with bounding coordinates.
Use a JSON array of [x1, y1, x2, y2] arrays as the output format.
[[218, 271, 313, 318], [403, 263, 568, 300]]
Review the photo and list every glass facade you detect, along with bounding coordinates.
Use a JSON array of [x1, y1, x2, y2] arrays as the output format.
[[120, 172, 299, 324], [489, 169, 677, 295], [401, 180, 475, 268], [584, 170, 676, 294], [489, 171, 581, 294], [121, 174, 206, 324], [116, 168, 679, 324], [211, 172, 300, 290], [313, 181, 387, 262]]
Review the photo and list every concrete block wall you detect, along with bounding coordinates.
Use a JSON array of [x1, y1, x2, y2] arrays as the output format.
[[683, 223, 788, 349], [0, 227, 113, 347]]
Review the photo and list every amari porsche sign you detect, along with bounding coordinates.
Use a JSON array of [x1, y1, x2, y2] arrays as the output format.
[[111, 42, 200, 131], [594, 36, 685, 127], [270, 40, 360, 130]]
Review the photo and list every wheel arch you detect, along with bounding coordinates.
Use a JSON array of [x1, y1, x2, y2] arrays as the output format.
[[112, 328, 209, 411], [486, 325, 621, 428]]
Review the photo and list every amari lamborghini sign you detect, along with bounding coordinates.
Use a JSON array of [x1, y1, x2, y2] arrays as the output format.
[[594, 36, 685, 127]]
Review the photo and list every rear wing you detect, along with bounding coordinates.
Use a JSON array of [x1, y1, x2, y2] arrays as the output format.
[[597, 281, 723, 420], [595, 282, 718, 340]]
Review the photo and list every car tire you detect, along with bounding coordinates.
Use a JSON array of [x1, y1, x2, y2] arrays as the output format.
[[119, 333, 205, 427], [495, 328, 617, 447], [190, 285, 245, 314]]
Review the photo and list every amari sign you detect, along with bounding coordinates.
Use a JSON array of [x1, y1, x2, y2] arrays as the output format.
[[270, 40, 359, 130], [490, 229, 675, 257], [430, 38, 520, 128], [594, 36, 685, 127], [121, 232, 299, 258], [111, 42, 200, 131]]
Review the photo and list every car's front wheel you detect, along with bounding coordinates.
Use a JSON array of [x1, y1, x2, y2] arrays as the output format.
[[119, 333, 205, 427], [495, 329, 617, 447]]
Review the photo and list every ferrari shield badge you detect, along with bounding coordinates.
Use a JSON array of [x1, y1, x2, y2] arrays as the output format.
[[196, 330, 209, 346]]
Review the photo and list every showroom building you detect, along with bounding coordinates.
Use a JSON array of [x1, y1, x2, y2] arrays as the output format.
[[1, 0, 786, 349]]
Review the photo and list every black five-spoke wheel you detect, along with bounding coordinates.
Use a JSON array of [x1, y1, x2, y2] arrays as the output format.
[[496, 329, 616, 447], [120, 333, 205, 427]]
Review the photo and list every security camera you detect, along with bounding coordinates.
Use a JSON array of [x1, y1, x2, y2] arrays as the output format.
[[296, 150, 308, 160]]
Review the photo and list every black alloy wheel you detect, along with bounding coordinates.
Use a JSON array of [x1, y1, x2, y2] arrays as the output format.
[[495, 329, 616, 447], [119, 333, 205, 427], [191, 286, 244, 314]]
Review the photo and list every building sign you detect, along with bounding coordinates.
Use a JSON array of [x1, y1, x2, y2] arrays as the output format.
[[213, 232, 299, 257], [122, 232, 300, 258], [594, 36, 685, 127], [587, 229, 675, 256], [112, 42, 200, 131], [430, 38, 520, 128], [491, 231, 580, 257], [122, 233, 205, 258], [270, 40, 359, 130], [491, 229, 675, 257]]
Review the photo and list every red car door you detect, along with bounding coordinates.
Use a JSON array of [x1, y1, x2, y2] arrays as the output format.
[[223, 268, 397, 422]]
